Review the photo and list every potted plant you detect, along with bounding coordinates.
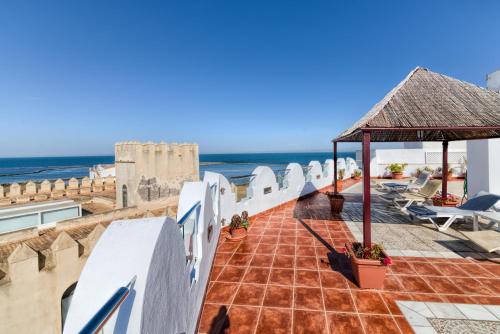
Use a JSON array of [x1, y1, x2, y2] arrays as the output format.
[[432, 194, 459, 207], [434, 167, 453, 180], [387, 163, 407, 179], [345, 242, 392, 289], [352, 169, 362, 181], [325, 191, 345, 214], [447, 168, 454, 180], [337, 168, 345, 192], [226, 211, 249, 241], [416, 166, 433, 177]]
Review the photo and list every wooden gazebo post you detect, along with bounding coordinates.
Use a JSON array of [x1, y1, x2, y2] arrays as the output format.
[[362, 130, 371, 247], [442, 141, 448, 201], [333, 141, 338, 194]]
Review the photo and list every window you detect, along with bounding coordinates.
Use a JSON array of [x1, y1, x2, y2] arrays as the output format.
[[122, 185, 128, 208]]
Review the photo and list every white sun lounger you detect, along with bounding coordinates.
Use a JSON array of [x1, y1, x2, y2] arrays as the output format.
[[380, 180, 441, 209], [378, 172, 431, 193], [406, 192, 500, 231]]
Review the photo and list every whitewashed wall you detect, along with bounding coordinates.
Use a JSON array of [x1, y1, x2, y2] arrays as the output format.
[[64, 158, 358, 334], [467, 139, 500, 197], [234, 159, 354, 216], [356, 148, 466, 177], [64, 180, 221, 334]]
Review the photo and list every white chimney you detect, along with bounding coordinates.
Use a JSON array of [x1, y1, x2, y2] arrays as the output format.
[[467, 69, 500, 200], [486, 70, 500, 92]]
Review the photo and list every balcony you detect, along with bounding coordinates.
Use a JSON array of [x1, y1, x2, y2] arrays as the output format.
[[199, 180, 500, 334]]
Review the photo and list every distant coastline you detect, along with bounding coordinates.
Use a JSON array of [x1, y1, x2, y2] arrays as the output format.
[[0, 152, 355, 184]]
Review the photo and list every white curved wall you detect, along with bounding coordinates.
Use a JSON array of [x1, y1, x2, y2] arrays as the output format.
[[64, 180, 221, 334], [63, 217, 188, 333], [230, 159, 357, 217]]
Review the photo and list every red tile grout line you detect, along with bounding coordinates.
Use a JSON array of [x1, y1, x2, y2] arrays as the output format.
[[206, 205, 499, 333], [325, 220, 368, 334], [220, 230, 259, 329], [252, 213, 284, 334], [318, 220, 332, 334], [390, 258, 471, 299]]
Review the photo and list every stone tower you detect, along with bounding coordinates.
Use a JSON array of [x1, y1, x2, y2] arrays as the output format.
[[115, 142, 199, 208]]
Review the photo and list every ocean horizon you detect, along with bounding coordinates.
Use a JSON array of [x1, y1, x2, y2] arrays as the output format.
[[0, 152, 356, 184]]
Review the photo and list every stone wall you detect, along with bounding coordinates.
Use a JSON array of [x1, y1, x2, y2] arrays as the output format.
[[0, 177, 116, 207], [0, 223, 106, 334], [115, 142, 199, 209], [0, 200, 173, 334]]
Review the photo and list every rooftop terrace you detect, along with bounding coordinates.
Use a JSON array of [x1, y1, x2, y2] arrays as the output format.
[[199, 180, 500, 334]]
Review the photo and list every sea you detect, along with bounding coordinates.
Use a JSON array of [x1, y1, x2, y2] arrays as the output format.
[[0, 152, 355, 184]]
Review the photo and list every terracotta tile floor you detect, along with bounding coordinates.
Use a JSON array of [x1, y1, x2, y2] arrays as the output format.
[[198, 183, 500, 334]]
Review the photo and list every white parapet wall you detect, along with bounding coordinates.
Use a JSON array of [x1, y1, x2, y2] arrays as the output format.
[[356, 145, 467, 178], [63, 158, 358, 334], [234, 159, 352, 217]]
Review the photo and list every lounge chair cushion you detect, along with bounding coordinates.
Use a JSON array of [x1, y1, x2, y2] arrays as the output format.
[[458, 192, 500, 211], [408, 192, 500, 218], [408, 205, 473, 216]]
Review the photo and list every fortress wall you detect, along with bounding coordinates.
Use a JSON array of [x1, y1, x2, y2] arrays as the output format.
[[0, 177, 116, 207], [115, 142, 199, 209], [0, 224, 106, 334]]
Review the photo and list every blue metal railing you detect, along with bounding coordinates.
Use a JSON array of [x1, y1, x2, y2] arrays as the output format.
[[178, 201, 201, 228], [303, 165, 312, 182], [78, 276, 136, 334], [276, 169, 290, 189]]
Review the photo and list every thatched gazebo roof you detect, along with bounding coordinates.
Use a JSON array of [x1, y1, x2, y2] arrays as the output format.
[[334, 67, 500, 142]]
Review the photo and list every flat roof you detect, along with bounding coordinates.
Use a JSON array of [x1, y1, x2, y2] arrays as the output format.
[[0, 200, 79, 219]]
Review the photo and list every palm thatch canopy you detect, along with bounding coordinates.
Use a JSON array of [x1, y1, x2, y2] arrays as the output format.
[[334, 67, 500, 142]]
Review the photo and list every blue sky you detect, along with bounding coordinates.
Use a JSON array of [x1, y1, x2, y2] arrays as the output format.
[[1, 1, 499, 157]]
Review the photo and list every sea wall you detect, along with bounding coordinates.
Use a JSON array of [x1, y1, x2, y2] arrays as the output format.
[[0, 177, 116, 207]]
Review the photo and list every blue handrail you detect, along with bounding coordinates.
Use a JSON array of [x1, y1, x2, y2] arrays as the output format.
[[78, 276, 136, 334], [178, 201, 201, 226], [178, 184, 218, 227]]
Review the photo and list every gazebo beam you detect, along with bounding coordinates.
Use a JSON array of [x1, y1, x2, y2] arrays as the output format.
[[442, 141, 449, 201], [362, 130, 371, 247], [333, 141, 338, 194]]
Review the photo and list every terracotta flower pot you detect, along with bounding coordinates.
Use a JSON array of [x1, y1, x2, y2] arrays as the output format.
[[432, 199, 459, 207], [226, 227, 247, 241], [346, 243, 389, 289], [391, 172, 403, 179], [326, 193, 345, 214], [352, 176, 361, 181]]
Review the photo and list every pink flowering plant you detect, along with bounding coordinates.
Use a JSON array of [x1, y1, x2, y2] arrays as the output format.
[[432, 193, 459, 206], [345, 242, 392, 265]]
